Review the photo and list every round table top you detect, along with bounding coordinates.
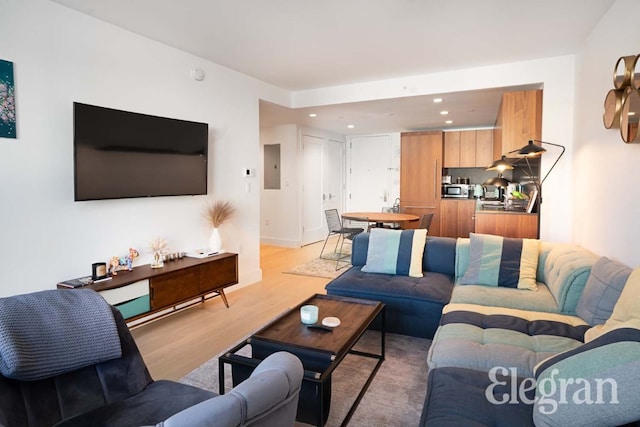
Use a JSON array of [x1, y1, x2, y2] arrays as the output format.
[[341, 212, 419, 222]]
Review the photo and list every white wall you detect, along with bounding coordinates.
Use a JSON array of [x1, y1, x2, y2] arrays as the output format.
[[0, 0, 288, 297], [260, 124, 300, 246], [573, 0, 640, 267], [293, 56, 577, 243], [259, 125, 345, 247]]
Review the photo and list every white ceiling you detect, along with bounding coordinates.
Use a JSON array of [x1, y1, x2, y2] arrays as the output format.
[[50, 0, 614, 135]]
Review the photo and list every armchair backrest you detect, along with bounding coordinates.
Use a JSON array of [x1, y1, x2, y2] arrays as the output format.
[[0, 291, 152, 427], [158, 351, 303, 427]]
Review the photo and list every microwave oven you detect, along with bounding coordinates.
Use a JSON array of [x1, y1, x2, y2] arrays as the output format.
[[442, 184, 470, 198]]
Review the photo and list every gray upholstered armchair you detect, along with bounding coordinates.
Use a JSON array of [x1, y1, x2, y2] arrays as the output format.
[[0, 289, 303, 427]]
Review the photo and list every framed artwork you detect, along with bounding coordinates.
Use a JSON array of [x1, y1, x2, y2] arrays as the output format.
[[0, 59, 16, 139]]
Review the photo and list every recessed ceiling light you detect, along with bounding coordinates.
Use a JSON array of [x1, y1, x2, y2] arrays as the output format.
[[629, 112, 636, 116], [308, 113, 317, 117], [347, 124, 355, 129], [433, 98, 443, 103], [445, 120, 453, 124], [440, 111, 449, 115]]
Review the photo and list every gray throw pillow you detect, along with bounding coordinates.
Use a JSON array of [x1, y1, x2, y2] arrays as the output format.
[[575, 257, 632, 326]]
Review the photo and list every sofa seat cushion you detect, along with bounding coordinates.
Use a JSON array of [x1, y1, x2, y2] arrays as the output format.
[[54, 380, 215, 427], [427, 304, 588, 377], [327, 266, 453, 304], [325, 266, 454, 338], [419, 367, 534, 427], [450, 282, 560, 313]]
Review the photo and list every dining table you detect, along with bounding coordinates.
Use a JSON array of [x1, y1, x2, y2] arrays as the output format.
[[341, 211, 419, 229]]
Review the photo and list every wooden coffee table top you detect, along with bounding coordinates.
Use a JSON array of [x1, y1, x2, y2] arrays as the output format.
[[252, 294, 384, 357]]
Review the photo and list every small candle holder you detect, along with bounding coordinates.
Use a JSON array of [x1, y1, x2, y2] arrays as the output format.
[[300, 305, 319, 325]]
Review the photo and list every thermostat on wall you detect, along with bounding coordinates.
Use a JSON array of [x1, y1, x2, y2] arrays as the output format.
[[244, 168, 256, 177]]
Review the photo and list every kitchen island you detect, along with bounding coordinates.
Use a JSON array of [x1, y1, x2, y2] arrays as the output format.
[[474, 208, 538, 238]]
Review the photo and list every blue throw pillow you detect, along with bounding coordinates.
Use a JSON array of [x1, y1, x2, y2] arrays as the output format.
[[458, 233, 539, 290], [361, 228, 426, 277]]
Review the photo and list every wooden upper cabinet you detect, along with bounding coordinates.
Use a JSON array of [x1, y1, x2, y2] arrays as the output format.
[[493, 90, 543, 156], [443, 132, 461, 168], [459, 131, 476, 167], [475, 129, 494, 168], [444, 130, 492, 168]]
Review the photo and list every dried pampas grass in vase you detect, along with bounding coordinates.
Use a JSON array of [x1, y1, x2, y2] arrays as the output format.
[[206, 200, 235, 253]]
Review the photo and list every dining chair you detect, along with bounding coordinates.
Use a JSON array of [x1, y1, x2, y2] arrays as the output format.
[[380, 206, 402, 229], [320, 209, 366, 270], [418, 213, 434, 233]]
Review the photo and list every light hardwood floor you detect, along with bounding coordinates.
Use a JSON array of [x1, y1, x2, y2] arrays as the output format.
[[130, 241, 333, 380]]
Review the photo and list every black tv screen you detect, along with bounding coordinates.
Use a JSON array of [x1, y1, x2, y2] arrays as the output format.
[[73, 102, 208, 201]]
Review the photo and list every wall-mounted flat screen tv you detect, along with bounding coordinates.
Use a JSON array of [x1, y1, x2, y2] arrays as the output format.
[[73, 102, 208, 201]]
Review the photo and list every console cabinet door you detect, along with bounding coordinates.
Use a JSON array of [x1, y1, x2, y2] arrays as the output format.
[[199, 254, 238, 293], [150, 267, 200, 310]]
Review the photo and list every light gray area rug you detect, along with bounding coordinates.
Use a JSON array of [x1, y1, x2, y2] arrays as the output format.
[[283, 257, 350, 279], [180, 331, 431, 426]]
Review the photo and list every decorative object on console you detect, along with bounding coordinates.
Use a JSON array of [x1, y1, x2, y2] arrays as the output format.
[[0, 59, 16, 139], [205, 200, 235, 253], [91, 262, 108, 281], [150, 237, 169, 269], [108, 248, 139, 275], [603, 54, 640, 142]]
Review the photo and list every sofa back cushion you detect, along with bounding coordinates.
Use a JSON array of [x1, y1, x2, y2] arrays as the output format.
[[533, 326, 640, 427], [586, 267, 640, 342], [575, 257, 632, 326], [542, 245, 597, 314], [422, 236, 457, 276]]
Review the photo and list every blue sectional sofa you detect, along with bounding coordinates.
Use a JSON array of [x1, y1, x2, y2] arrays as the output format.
[[325, 231, 640, 426], [325, 232, 457, 338]]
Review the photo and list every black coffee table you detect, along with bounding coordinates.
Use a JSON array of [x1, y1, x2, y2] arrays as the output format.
[[218, 294, 385, 426]]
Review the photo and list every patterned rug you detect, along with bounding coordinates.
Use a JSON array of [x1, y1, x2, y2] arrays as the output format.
[[283, 256, 350, 279], [180, 331, 431, 427]]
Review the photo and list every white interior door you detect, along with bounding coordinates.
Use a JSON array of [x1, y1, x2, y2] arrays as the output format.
[[302, 135, 324, 245], [348, 135, 393, 211], [322, 140, 344, 216]]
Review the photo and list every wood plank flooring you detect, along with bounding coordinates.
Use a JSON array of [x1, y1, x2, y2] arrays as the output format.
[[130, 241, 333, 380]]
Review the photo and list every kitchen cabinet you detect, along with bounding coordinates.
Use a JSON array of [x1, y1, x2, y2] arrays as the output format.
[[475, 211, 539, 239], [400, 131, 443, 236], [493, 90, 543, 156], [441, 199, 476, 238], [444, 130, 493, 168]]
